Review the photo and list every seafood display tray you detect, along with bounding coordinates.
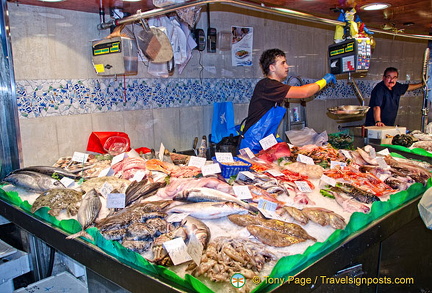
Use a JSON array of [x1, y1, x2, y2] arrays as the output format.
[[1, 189, 430, 292]]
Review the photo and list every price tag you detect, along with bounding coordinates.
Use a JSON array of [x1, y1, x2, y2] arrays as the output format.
[[187, 233, 204, 266], [239, 148, 255, 159], [163, 238, 192, 265], [259, 134, 278, 150], [376, 157, 390, 169], [100, 182, 114, 198], [236, 171, 255, 181], [60, 177, 75, 188], [258, 209, 284, 220], [341, 150, 352, 159], [265, 169, 284, 177], [158, 143, 165, 161], [297, 154, 315, 165], [201, 163, 221, 176], [111, 153, 126, 165], [166, 212, 189, 223], [232, 185, 252, 200], [71, 151, 88, 163], [106, 193, 126, 209], [377, 148, 390, 156], [215, 152, 234, 163], [98, 167, 114, 177], [188, 156, 207, 168], [132, 170, 146, 182], [369, 147, 376, 159], [294, 181, 313, 193], [320, 175, 336, 187], [330, 161, 347, 169], [257, 198, 277, 212]]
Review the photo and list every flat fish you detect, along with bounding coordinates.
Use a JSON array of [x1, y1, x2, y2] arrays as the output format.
[[3, 170, 65, 193], [80, 176, 131, 194], [247, 225, 306, 247], [302, 207, 346, 230], [31, 188, 83, 216], [228, 214, 263, 226], [167, 201, 249, 220], [259, 219, 316, 241], [66, 189, 102, 241]]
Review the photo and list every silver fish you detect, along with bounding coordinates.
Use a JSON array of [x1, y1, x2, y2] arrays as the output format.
[[10, 166, 82, 179], [3, 170, 65, 193], [125, 180, 166, 206], [67, 189, 102, 241], [182, 215, 211, 248], [167, 201, 249, 220], [174, 187, 249, 209]]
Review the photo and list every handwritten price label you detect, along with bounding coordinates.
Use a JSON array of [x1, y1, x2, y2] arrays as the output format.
[[294, 181, 312, 193], [188, 156, 206, 168], [296, 154, 315, 165], [232, 185, 252, 200], [71, 151, 88, 163], [239, 148, 255, 159], [259, 134, 278, 150], [163, 238, 192, 265], [201, 163, 221, 176], [107, 193, 126, 209], [215, 152, 234, 163], [320, 175, 336, 187], [330, 161, 347, 169]]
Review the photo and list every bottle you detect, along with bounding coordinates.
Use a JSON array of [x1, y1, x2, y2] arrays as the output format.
[[198, 135, 207, 158], [292, 107, 299, 122]]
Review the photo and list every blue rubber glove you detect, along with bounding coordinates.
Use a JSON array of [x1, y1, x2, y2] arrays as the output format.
[[323, 73, 337, 85]]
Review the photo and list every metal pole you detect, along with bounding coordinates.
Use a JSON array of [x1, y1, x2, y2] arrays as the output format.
[[0, 0, 22, 179]]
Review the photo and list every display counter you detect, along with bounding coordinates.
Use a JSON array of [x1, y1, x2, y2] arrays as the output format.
[[1, 182, 431, 292]]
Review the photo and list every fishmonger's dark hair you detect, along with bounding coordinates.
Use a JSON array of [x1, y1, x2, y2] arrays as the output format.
[[383, 67, 399, 77], [260, 48, 286, 76]]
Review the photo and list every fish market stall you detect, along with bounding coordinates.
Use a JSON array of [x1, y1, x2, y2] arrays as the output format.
[[1, 144, 432, 292]]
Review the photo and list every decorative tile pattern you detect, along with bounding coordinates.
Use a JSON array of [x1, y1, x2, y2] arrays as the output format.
[[16, 77, 423, 118]]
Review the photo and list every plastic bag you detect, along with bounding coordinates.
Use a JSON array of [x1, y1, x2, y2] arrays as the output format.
[[419, 187, 432, 229], [87, 132, 131, 154], [286, 127, 328, 146], [239, 106, 286, 153], [211, 102, 237, 144]]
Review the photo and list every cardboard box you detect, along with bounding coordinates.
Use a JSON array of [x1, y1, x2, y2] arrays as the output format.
[[366, 126, 406, 139]]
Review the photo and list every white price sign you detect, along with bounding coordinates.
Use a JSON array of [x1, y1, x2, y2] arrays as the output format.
[[98, 167, 114, 178], [259, 134, 277, 150], [330, 161, 347, 169], [239, 148, 255, 159], [60, 177, 75, 188], [158, 143, 165, 161], [294, 181, 313, 193], [320, 175, 337, 187], [166, 212, 189, 223], [265, 169, 284, 177], [111, 153, 126, 165], [100, 182, 114, 198], [296, 154, 315, 165], [257, 198, 277, 212], [71, 151, 88, 163], [215, 152, 234, 163], [232, 185, 252, 200], [376, 157, 390, 169], [201, 163, 221, 176], [106, 193, 126, 209], [187, 233, 204, 266], [341, 150, 352, 159], [236, 171, 255, 181], [163, 238, 192, 265], [188, 156, 206, 168]]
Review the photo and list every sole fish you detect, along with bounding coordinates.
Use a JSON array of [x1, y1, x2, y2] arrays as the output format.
[[247, 225, 306, 247], [67, 189, 102, 241]]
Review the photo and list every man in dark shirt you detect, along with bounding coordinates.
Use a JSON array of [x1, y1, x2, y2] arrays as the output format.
[[365, 67, 424, 126], [240, 48, 336, 151]]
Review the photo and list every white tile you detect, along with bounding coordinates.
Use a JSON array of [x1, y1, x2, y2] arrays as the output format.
[[123, 109, 155, 150], [152, 107, 180, 151]]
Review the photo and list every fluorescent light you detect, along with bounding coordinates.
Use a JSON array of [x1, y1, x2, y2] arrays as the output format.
[[361, 3, 391, 11], [123, 0, 141, 2], [38, 0, 65, 2]]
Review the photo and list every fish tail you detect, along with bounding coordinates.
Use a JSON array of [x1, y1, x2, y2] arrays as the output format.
[[66, 230, 94, 241]]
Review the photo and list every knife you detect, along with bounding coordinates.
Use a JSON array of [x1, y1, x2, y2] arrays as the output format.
[[192, 137, 198, 156]]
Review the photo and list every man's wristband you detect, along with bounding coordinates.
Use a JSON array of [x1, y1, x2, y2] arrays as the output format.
[[375, 121, 381, 124]]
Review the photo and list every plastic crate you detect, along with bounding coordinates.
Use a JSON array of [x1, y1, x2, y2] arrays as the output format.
[[212, 157, 252, 178]]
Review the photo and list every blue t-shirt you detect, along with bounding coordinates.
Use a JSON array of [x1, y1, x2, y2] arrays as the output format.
[[365, 81, 409, 126]]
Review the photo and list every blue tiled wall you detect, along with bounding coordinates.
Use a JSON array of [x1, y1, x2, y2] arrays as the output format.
[[16, 78, 422, 118]]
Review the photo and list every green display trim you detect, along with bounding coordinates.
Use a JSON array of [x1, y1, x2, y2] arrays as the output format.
[[0, 179, 430, 293], [382, 144, 432, 158]]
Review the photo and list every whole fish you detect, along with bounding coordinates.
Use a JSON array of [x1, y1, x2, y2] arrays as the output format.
[[174, 187, 249, 209], [333, 192, 370, 214], [228, 214, 263, 226], [125, 180, 166, 206], [277, 206, 309, 225], [66, 189, 102, 241], [3, 170, 65, 193], [80, 176, 131, 194], [182, 216, 211, 248], [302, 207, 346, 230], [260, 219, 316, 241], [167, 201, 249, 220], [9, 166, 82, 179], [247, 225, 306, 247], [334, 183, 380, 204], [31, 188, 83, 216]]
